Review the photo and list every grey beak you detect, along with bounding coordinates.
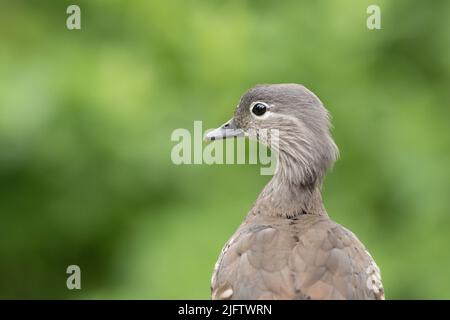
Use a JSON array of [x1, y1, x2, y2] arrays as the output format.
[[205, 118, 244, 141]]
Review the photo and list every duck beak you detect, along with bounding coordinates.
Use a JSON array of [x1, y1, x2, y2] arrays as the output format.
[[205, 118, 244, 141]]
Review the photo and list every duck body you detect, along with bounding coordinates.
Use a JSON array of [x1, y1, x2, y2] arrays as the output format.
[[206, 84, 384, 300], [211, 212, 384, 300]]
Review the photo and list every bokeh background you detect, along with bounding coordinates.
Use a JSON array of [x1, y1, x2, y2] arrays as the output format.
[[1, 0, 449, 299]]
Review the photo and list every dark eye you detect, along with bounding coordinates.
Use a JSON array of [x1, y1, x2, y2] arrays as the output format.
[[252, 103, 267, 116]]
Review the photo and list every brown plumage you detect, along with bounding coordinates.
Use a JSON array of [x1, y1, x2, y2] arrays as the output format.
[[206, 84, 384, 300]]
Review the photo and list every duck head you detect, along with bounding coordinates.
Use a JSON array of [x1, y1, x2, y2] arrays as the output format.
[[206, 83, 339, 188]]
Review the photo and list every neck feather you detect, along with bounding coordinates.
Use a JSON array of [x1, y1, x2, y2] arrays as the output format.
[[249, 154, 327, 218]]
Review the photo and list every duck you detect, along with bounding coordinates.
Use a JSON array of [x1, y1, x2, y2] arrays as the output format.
[[205, 83, 384, 300]]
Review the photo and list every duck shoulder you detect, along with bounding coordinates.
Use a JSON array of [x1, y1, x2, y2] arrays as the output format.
[[211, 214, 384, 300]]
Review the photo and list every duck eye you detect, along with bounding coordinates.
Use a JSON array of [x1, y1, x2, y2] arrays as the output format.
[[252, 103, 267, 116]]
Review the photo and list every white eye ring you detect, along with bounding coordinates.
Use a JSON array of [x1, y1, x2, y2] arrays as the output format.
[[249, 101, 271, 118]]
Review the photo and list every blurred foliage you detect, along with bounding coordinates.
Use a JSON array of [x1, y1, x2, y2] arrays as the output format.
[[0, 0, 449, 299]]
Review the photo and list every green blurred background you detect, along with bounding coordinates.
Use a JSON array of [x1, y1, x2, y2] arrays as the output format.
[[0, 0, 449, 299]]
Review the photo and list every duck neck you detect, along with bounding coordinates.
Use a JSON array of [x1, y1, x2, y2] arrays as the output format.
[[249, 157, 327, 218]]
